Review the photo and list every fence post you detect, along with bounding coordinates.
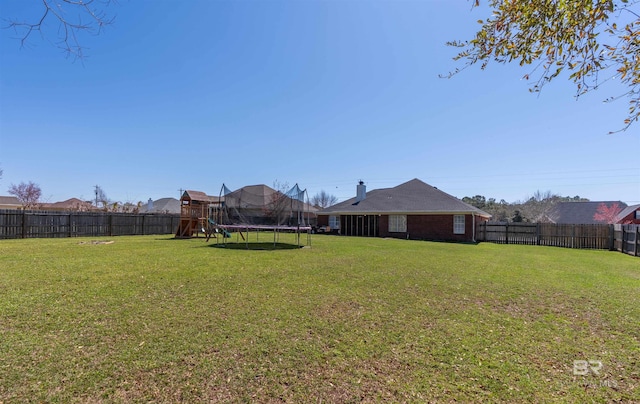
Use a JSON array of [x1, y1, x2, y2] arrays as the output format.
[[21, 210, 26, 239], [536, 223, 540, 246], [619, 225, 624, 253], [608, 224, 614, 251], [505, 223, 509, 244], [635, 226, 639, 257]]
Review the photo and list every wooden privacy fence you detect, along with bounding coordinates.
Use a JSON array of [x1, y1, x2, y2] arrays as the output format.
[[0, 209, 180, 239], [614, 224, 640, 257], [476, 222, 640, 256]]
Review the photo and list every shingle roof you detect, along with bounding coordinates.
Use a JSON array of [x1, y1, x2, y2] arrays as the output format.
[[0, 196, 21, 206], [225, 184, 278, 208], [140, 198, 181, 214], [318, 179, 491, 217], [41, 198, 94, 211], [183, 190, 211, 202], [545, 201, 628, 224], [224, 184, 319, 212]]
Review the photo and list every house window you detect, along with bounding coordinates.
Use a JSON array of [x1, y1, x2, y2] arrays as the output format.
[[636, 210, 640, 220], [389, 215, 407, 232], [453, 215, 465, 234], [329, 215, 340, 229]]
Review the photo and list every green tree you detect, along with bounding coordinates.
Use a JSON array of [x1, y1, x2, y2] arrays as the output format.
[[512, 210, 524, 223], [447, 0, 640, 132], [462, 195, 487, 209]]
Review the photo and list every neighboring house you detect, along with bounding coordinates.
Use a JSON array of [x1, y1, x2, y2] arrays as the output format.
[[139, 197, 181, 214], [317, 179, 491, 242], [41, 198, 95, 212], [223, 184, 318, 226], [0, 196, 21, 209], [540, 201, 628, 224], [616, 204, 640, 224]]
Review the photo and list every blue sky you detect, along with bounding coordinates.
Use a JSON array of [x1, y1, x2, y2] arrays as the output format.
[[1, 0, 638, 205]]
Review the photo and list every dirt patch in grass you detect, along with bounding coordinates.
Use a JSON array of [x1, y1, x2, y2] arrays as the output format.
[[314, 299, 365, 322], [78, 240, 114, 245]]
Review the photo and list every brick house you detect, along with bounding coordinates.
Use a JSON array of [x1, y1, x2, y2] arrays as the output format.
[[616, 204, 640, 224], [317, 179, 491, 242]]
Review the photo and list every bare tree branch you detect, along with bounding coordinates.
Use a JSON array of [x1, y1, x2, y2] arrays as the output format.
[[311, 190, 338, 208], [8, 181, 42, 210], [4, 0, 116, 60]]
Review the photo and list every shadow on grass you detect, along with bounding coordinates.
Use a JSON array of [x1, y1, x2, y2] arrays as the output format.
[[158, 237, 212, 242], [209, 242, 305, 251]]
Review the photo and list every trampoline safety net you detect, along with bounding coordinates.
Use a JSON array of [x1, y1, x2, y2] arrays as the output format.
[[218, 183, 310, 227]]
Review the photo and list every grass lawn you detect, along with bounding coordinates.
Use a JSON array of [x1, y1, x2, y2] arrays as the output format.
[[1, 234, 638, 402]]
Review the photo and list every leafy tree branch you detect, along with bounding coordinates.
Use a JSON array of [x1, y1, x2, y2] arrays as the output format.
[[445, 0, 640, 132]]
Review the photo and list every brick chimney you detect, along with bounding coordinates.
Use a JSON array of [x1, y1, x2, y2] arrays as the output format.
[[355, 181, 366, 202]]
